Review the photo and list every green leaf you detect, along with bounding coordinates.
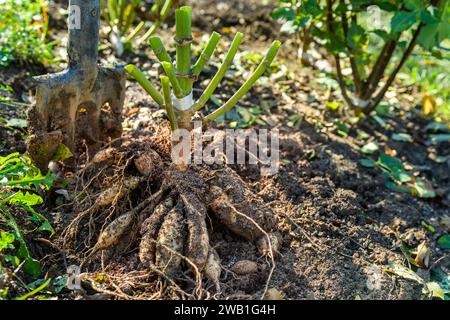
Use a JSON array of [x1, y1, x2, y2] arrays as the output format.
[[53, 276, 67, 294], [23, 257, 42, 276], [335, 121, 349, 136], [347, 22, 367, 50], [413, 178, 436, 198], [326, 101, 341, 110], [392, 133, 413, 142], [372, 115, 386, 127], [3, 210, 42, 276], [378, 2, 399, 12], [378, 153, 403, 172], [418, 21, 439, 50], [302, 0, 322, 17], [360, 159, 376, 168], [272, 7, 296, 20], [424, 122, 450, 132], [37, 221, 54, 235], [437, 21, 450, 43], [405, 0, 422, 11], [326, 36, 347, 54], [5, 171, 55, 190], [429, 134, 450, 144], [5, 255, 20, 266], [420, 10, 440, 25], [421, 220, 436, 233], [361, 142, 379, 154], [0, 231, 15, 251], [430, 268, 450, 297], [280, 20, 298, 33], [372, 29, 392, 41], [385, 180, 413, 193], [8, 192, 43, 206], [378, 153, 412, 183], [437, 235, 450, 249], [5, 118, 27, 128], [52, 144, 73, 162], [15, 278, 51, 300], [391, 11, 417, 33], [426, 282, 446, 300]]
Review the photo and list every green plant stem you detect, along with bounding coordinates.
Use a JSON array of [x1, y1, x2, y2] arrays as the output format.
[[138, 0, 172, 44], [118, 0, 127, 29], [16, 279, 51, 300], [124, 65, 164, 106], [161, 76, 178, 130], [122, 5, 137, 35], [125, 21, 145, 42], [159, 0, 172, 21], [151, 0, 164, 15], [192, 32, 221, 76], [107, 0, 118, 24], [204, 40, 281, 123], [149, 36, 172, 63], [175, 6, 193, 96], [361, 40, 398, 100], [340, 6, 363, 95], [193, 32, 244, 112], [326, 0, 357, 109], [140, 23, 160, 44], [161, 62, 183, 98], [369, 23, 424, 113]]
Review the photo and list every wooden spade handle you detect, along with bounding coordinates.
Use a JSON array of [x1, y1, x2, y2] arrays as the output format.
[[67, 0, 100, 70]]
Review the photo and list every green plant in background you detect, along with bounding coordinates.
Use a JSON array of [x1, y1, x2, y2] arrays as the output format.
[[0, 153, 55, 299], [272, 0, 449, 115], [125, 6, 281, 130], [0, 0, 55, 67], [401, 52, 450, 122], [102, 0, 173, 56]]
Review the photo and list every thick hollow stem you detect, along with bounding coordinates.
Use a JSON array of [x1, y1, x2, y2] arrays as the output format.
[[149, 36, 172, 63], [204, 41, 281, 123], [125, 64, 164, 106], [175, 6, 193, 96], [193, 32, 244, 112], [192, 32, 221, 76], [161, 76, 178, 130], [161, 62, 183, 98]]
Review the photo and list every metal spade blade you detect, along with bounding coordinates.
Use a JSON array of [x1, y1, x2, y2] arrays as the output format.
[[27, 0, 126, 172]]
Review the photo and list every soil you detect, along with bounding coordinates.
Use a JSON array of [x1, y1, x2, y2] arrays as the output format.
[[0, 0, 449, 300]]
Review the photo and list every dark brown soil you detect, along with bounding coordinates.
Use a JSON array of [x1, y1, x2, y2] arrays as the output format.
[[1, 0, 448, 300]]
